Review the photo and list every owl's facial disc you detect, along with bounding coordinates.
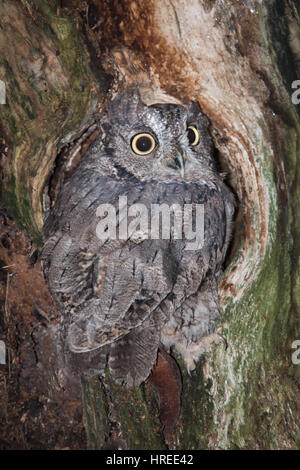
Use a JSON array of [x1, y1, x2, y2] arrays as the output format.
[[107, 96, 216, 180], [124, 122, 202, 180]]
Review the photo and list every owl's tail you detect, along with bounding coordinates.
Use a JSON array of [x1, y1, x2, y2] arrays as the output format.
[[108, 322, 160, 387]]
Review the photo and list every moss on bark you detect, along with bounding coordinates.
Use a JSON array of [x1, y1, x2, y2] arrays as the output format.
[[0, 0, 101, 243]]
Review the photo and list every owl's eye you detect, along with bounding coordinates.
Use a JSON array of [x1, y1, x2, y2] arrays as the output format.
[[187, 125, 200, 146], [131, 133, 156, 155]]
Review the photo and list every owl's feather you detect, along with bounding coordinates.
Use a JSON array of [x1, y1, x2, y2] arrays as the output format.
[[42, 87, 235, 387]]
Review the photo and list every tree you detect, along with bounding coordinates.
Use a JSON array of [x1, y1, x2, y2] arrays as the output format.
[[0, 0, 299, 449]]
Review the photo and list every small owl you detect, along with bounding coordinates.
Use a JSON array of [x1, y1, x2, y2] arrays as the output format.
[[42, 87, 234, 387]]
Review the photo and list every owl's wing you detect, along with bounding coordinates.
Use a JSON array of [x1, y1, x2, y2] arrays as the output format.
[[62, 238, 175, 387], [42, 161, 176, 356], [65, 240, 175, 352], [42, 150, 140, 292]]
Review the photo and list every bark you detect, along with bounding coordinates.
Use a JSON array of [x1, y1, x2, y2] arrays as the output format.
[[0, 0, 300, 449]]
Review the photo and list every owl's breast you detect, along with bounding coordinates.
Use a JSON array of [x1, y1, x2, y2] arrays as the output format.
[[118, 178, 228, 255]]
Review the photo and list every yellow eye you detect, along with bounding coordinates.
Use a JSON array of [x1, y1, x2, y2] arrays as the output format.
[[131, 133, 156, 155], [187, 125, 200, 146]]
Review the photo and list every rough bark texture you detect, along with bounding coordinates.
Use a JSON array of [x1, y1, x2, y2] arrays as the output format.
[[0, 0, 300, 449]]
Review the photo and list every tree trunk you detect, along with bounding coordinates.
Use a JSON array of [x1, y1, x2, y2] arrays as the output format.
[[0, 0, 300, 450]]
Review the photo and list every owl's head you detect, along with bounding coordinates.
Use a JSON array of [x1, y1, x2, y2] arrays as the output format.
[[104, 87, 217, 181]]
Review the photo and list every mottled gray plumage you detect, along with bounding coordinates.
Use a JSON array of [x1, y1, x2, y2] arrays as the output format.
[[42, 87, 235, 387]]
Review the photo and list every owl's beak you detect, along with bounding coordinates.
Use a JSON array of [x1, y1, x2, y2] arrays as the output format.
[[175, 153, 185, 178]]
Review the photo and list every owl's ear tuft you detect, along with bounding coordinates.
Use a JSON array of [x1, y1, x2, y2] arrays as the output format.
[[109, 86, 145, 126], [187, 101, 211, 136], [187, 101, 207, 124]]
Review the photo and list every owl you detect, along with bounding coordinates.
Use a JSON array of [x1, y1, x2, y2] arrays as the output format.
[[42, 87, 235, 388]]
